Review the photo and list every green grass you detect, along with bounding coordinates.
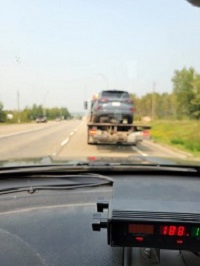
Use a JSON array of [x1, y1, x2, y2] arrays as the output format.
[[149, 120, 200, 156]]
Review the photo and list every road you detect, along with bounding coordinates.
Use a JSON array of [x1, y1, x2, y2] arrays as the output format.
[[0, 118, 190, 162]]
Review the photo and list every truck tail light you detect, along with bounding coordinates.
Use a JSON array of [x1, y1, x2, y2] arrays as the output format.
[[89, 128, 97, 136], [130, 107, 134, 112]]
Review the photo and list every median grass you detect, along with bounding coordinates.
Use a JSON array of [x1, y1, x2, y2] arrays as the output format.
[[149, 120, 200, 157]]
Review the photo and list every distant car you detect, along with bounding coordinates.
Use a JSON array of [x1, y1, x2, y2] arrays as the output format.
[[90, 90, 134, 124], [36, 116, 47, 123]]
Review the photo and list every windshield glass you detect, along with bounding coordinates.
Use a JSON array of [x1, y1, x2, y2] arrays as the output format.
[[102, 91, 130, 99], [0, 0, 200, 166]]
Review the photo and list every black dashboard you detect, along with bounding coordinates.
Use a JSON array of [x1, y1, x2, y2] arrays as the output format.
[[0, 171, 200, 266]]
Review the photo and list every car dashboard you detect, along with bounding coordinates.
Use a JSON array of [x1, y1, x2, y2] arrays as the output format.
[[0, 170, 200, 266]]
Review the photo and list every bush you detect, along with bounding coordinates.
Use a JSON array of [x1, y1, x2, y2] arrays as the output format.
[[171, 139, 184, 145]]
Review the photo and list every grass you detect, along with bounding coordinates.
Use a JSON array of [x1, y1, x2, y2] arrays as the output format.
[[148, 120, 200, 157]]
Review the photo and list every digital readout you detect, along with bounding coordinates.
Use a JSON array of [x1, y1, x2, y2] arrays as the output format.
[[128, 224, 154, 234], [191, 227, 200, 237], [160, 225, 187, 236], [128, 224, 200, 237]]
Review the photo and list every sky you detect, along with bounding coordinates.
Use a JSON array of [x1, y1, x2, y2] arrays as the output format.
[[0, 0, 200, 112]]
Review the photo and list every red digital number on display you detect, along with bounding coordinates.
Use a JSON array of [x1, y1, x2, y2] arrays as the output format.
[[160, 226, 186, 236]]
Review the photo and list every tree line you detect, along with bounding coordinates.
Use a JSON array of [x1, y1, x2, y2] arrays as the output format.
[[131, 67, 200, 120], [0, 66, 199, 122], [0, 104, 71, 123]]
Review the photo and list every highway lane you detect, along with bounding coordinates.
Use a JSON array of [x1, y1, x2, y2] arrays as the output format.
[[0, 120, 82, 160], [59, 119, 190, 160], [0, 118, 190, 162]]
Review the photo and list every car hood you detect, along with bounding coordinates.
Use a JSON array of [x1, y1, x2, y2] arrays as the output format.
[[0, 155, 199, 168]]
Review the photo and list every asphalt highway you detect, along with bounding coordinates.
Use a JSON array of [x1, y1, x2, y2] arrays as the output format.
[[0, 118, 190, 161]]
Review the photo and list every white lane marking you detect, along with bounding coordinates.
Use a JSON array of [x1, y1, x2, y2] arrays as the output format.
[[132, 146, 148, 157], [61, 138, 69, 146], [74, 126, 79, 132], [0, 203, 95, 216], [58, 123, 81, 152]]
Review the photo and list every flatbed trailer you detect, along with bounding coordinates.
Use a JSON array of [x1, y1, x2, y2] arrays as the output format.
[[87, 123, 151, 145]]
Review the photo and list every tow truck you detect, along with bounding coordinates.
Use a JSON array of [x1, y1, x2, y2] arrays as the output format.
[[84, 96, 151, 145], [87, 122, 151, 145]]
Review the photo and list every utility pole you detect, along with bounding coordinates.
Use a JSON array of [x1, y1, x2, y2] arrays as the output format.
[[43, 91, 49, 117], [17, 91, 21, 123], [151, 82, 156, 120]]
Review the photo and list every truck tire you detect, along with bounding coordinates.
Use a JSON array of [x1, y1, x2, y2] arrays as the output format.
[[128, 117, 133, 124]]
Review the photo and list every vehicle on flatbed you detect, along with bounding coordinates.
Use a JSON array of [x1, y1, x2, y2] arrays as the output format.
[[90, 90, 134, 124]]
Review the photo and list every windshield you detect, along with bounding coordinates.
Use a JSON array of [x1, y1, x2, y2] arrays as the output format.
[[101, 91, 130, 99], [0, 0, 200, 166]]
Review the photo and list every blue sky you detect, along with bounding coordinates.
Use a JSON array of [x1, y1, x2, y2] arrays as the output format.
[[0, 0, 200, 112]]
